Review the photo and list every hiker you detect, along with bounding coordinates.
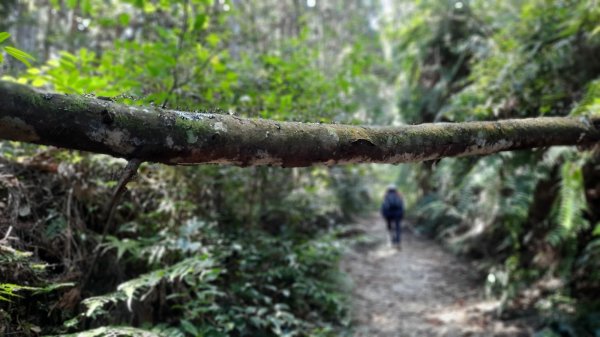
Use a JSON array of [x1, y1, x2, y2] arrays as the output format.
[[381, 185, 404, 249]]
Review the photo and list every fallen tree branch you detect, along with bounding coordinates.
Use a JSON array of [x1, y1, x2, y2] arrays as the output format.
[[1, 81, 599, 167]]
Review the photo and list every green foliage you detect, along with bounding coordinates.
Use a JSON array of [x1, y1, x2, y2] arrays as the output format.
[[61, 218, 347, 337], [57, 326, 163, 337], [571, 79, 600, 116], [441, 0, 600, 121], [396, 0, 600, 334], [0, 148, 358, 335], [0, 32, 34, 66], [5, 0, 600, 335], [0, 283, 35, 302], [0, 0, 374, 335], [549, 160, 587, 245]]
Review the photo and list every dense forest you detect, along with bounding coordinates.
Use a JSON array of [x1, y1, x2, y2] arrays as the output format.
[[0, 0, 599, 336]]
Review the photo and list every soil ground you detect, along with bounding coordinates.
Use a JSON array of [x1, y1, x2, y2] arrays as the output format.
[[341, 215, 533, 337]]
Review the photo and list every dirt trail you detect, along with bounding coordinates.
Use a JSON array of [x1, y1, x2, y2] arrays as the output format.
[[341, 215, 531, 337]]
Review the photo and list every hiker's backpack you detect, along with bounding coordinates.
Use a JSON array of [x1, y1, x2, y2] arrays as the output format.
[[385, 193, 403, 213]]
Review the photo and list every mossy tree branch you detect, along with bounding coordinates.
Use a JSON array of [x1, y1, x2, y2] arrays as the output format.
[[1, 81, 599, 167]]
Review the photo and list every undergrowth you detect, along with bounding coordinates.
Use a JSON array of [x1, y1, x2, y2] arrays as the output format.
[[0, 151, 359, 336]]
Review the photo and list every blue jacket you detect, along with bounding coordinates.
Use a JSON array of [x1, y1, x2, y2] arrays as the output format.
[[381, 191, 404, 219]]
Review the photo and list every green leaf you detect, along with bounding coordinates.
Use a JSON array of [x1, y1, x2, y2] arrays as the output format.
[[4, 46, 35, 67], [62, 317, 80, 329], [593, 223, 600, 236], [81, 0, 93, 15], [49, 0, 60, 9], [0, 283, 37, 301], [118, 13, 130, 26], [206, 33, 220, 47], [32, 282, 75, 295], [180, 320, 199, 335], [193, 14, 206, 31], [0, 32, 10, 44]]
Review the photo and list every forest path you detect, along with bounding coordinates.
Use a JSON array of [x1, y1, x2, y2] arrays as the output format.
[[340, 215, 531, 337]]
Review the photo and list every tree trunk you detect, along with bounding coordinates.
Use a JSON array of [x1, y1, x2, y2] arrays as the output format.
[[1, 81, 599, 167]]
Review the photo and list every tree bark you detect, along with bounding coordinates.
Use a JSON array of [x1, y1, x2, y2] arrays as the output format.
[[1, 81, 599, 167]]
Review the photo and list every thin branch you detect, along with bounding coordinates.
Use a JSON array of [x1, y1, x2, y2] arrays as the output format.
[[81, 158, 142, 289], [162, 0, 190, 109], [0, 226, 13, 245]]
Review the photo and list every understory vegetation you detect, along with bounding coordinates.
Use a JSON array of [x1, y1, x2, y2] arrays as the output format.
[[0, 1, 375, 335], [0, 154, 358, 336], [397, 1, 600, 335], [1, 0, 600, 336]]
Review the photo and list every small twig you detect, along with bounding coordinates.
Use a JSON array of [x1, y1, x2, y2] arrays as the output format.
[[161, 46, 228, 108], [64, 188, 74, 261], [0, 226, 18, 256], [103, 158, 143, 237], [81, 158, 143, 289], [0, 226, 13, 244], [161, 0, 190, 109]]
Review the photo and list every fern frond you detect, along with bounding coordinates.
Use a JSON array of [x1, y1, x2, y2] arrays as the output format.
[[124, 254, 218, 309], [79, 254, 220, 321], [0, 283, 37, 301], [81, 292, 126, 318], [53, 326, 164, 337], [570, 79, 600, 116], [548, 161, 587, 246], [558, 162, 586, 232]]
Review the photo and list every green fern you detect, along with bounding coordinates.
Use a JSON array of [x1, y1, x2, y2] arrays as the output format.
[[80, 254, 220, 319], [551, 161, 587, 245], [547, 225, 569, 247], [53, 326, 164, 337], [0, 283, 35, 301], [118, 253, 219, 305], [570, 79, 600, 116], [81, 292, 126, 318], [577, 224, 600, 280]]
